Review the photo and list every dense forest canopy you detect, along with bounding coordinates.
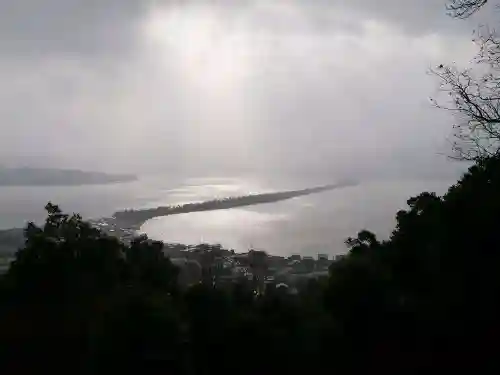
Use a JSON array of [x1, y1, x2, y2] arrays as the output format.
[[2, 153, 500, 373]]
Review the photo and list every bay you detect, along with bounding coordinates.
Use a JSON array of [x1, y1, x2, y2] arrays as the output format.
[[0, 175, 453, 257]]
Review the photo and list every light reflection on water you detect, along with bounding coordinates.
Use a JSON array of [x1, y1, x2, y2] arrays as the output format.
[[0, 175, 454, 257], [141, 209, 290, 252], [141, 178, 454, 257]]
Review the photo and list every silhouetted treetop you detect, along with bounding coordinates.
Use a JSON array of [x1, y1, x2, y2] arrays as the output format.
[[434, 1, 500, 160], [447, 0, 488, 18]]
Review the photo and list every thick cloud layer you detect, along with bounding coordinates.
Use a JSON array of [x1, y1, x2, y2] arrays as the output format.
[[0, 0, 485, 178], [0, 0, 148, 56]]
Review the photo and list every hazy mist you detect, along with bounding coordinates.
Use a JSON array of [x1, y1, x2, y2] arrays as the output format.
[[0, 0, 484, 179]]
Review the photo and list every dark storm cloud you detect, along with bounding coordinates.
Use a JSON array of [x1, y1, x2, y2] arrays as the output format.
[[0, 0, 486, 177], [305, 0, 463, 34], [0, 0, 149, 57], [0, 0, 485, 58]]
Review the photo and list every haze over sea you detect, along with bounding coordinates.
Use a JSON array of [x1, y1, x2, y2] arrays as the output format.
[[0, 174, 453, 257]]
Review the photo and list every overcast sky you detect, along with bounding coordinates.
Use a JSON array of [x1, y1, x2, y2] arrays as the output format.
[[0, 0, 493, 179]]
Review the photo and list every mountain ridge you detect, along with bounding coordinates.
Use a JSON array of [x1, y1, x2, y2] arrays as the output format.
[[0, 167, 137, 186]]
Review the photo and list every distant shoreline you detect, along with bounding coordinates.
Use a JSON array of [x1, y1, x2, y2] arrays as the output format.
[[0, 167, 137, 187], [0, 181, 357, 256], [112, 181, 357, 228]]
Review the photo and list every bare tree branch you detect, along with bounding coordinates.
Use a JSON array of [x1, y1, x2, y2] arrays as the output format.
[[431, 22, 500, 160], [446, 0, 488, 18]]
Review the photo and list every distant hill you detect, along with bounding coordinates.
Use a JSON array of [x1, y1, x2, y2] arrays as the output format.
[[0, 228, 23, 257], [0, 168, 137, 186]]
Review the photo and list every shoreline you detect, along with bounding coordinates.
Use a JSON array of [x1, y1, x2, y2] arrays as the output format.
[[0, 181, 357, 256]]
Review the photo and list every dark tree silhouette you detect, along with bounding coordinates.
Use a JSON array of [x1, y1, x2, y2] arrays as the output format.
[[433, 1, 500, 160], [4, 140, 500, 374], [2, 154, 500, 373], [0, 203, 182, 375], [446, 0, 488, 18], [325, 155, 500, 372]]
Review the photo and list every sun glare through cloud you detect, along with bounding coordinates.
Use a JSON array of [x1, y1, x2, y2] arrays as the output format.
[[143, 5, 254, 92]]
